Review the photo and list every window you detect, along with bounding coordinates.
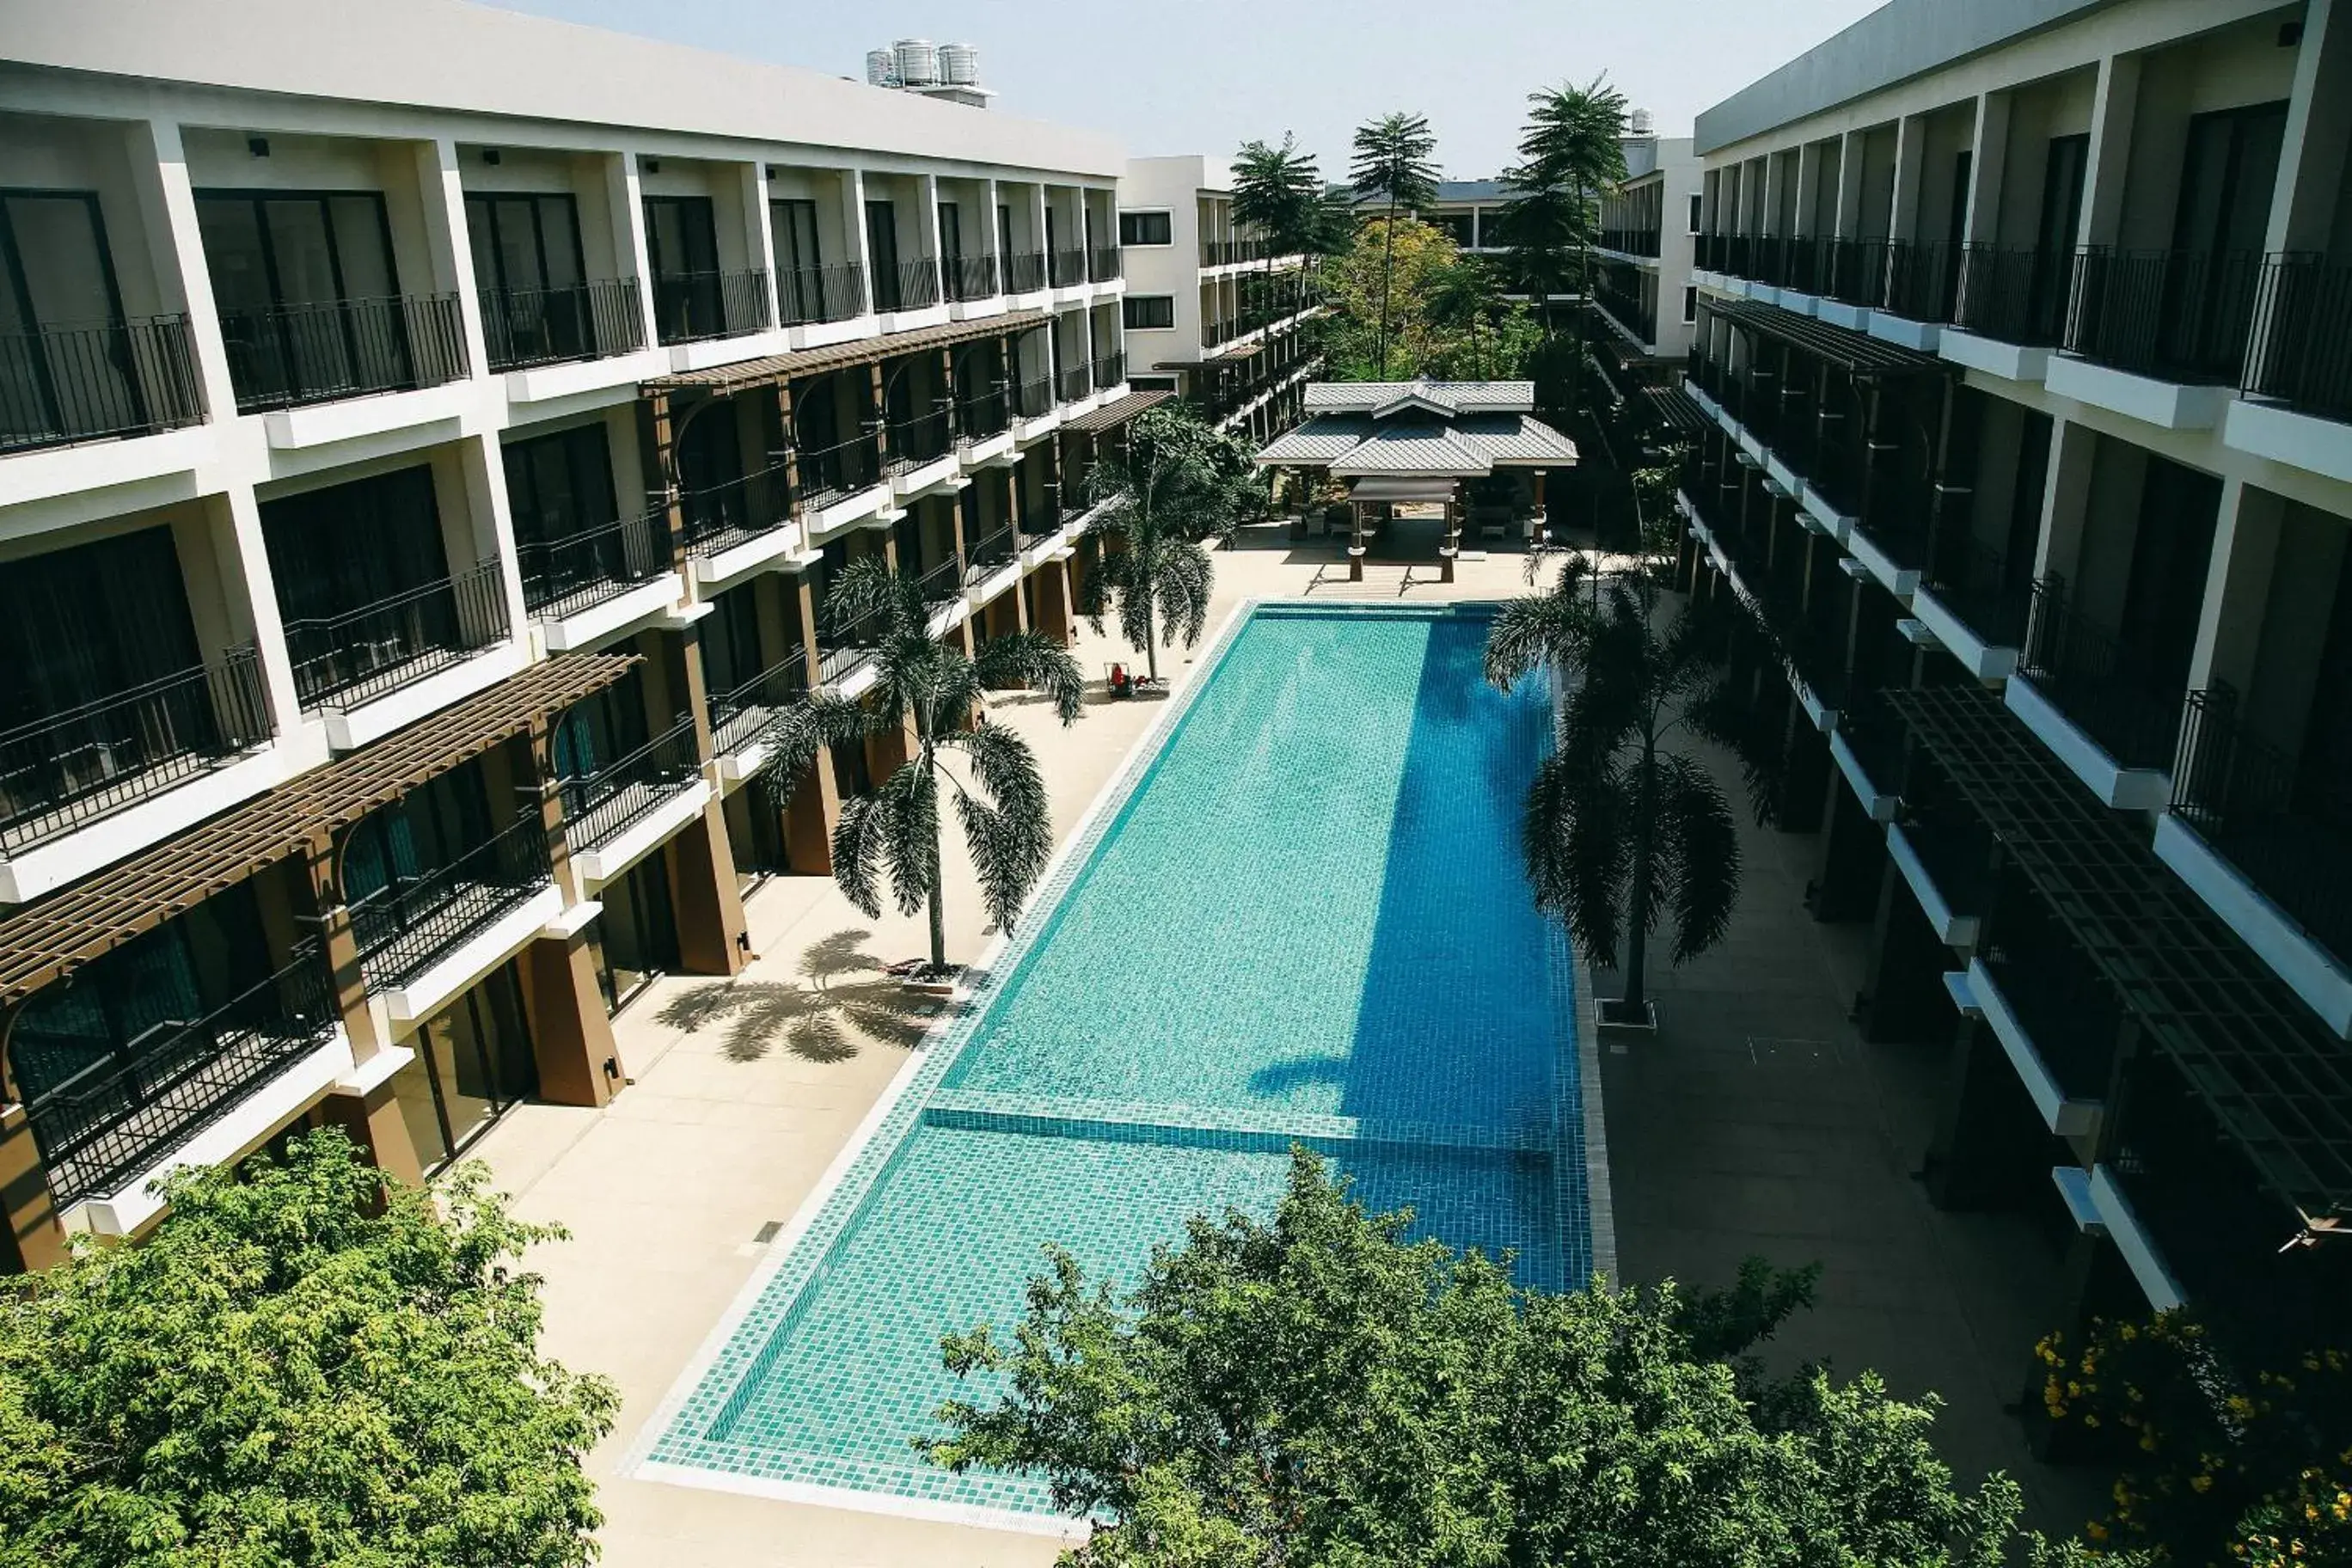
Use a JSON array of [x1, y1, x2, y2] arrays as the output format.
[[464, 193, 584, 297], [1428, 212, 1474, 248], [1127, 375, 1179, 393], [1118, 210, 1173, 247], [769, 198, 822, 275], [1687, 193, 1703, 235], [1682, 286, 1698, 324], [1122, 295, 1175, 330]]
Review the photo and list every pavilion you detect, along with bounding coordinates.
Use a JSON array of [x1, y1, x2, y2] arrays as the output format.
[[1254, 379, 1580, 581]]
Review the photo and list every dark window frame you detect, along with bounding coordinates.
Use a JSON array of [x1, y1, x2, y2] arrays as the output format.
[[1118, 209, 1173, 247]]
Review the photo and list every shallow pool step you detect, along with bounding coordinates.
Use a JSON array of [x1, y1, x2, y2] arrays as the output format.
[[924, 1087, 1555, 1155]]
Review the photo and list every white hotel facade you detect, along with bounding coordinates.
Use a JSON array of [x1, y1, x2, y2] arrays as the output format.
[[0, 0, 1157, 1270]]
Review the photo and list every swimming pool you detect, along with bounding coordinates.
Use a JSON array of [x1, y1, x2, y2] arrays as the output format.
[[638, 603, 1599, 1523]]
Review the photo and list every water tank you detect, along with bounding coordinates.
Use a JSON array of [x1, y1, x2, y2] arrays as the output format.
[[866, 49, 898, 87], [892, 38, 939, 86], [1628, 107, 1655, 135], [938, 43, 980, 86]]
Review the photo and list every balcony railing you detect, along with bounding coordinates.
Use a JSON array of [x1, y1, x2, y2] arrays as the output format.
[[1822, 238, 1883, 307], [1011, 374, 1056, 420], [1978, 934, 2122, 1106], [915, 556, 962, 606], [284, 559, 511, 712], [478, 278, 645, 371], [650, 267, 773, 346], [2170, 684, 2352, 965], [963, 524, 1015, 582], [1599, 224, 1662, 259], [0, 315, 205, 453], [1921, 534, 2031, 652], [944, 254, 999, 303], [217, 294, 468, 413], [777, 262, 867, 327], [2064, 247, 2259, 384], [1049, 248, 1088, 288], [874, 258, 942, 313], [1882, 239, 1958, 324], [1952, 243, 2069, 348], [711, 646, 810, 756], [21, 946, 340, 1212], [0, 646, 270, 853], [2241, 253, 2352, 422], [519, 507, 674, 618], [1059, 360, 1093, 403], [818, 608, 884, 687], [562, 715, 701, 851], [352, 812, 552, 987], [2018, 577, 2184, 771], [680, 462, 792, 557], [956, 388, 1009, 443], [1092, 351, 1125, 389], [1003, 251, 1047, 293], [796, 431, 884, 510], [885, 408, 954, 474], [1088, 245, 1124, 283]]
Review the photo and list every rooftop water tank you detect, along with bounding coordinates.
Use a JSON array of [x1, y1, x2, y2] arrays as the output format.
[[938, 43, 979, 86], [866, 49, 898, 87], [893, 38, 939, 86], [1628, 107, 1656, 135]]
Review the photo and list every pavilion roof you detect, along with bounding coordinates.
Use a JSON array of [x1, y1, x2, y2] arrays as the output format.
[[1259, 404, 1578, 474]]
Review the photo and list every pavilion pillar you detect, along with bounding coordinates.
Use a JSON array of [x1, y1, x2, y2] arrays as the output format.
[[1532, 469, 1547, 544], [1349, 499, 1365, 582], [1441, 492, 1458, 584]]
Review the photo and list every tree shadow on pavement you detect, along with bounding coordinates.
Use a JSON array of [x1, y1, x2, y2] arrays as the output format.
[[654, 929, 945, 1064]]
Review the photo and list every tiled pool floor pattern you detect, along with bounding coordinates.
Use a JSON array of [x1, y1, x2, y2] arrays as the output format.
[[646, 606, 1587, 1516]]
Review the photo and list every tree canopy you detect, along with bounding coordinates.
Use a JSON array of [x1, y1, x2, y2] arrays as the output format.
[[1323, 218, 1541, 382], [1230, 134, 1328, 260], [926, 1148, 2042, 1568], [0, 1130, 616, 1568]]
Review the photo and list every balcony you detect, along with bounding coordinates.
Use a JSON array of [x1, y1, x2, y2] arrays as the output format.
[[1952, 243, 2069, 350], [1594, 264, 1654, 345], [1914, 534, 2030, 674], [284, 560, 512, 713], [1010, 374, 1057, 421], [1599, 224, 1662, 260], [956, 388, 1009, 444], [796, 431, 885, 514], [1881, 240, 1957, 327], [650, 268, 773, 346], [885, 409, 955, 477], [1973, 936, 2119, 1132], [777, 263, 867, 328], [818, 608, 884, 690], [1003, 251, 1047, 294], [1049, 248, 1088, 289], [20, 946, 340, 1214], [519, 507, 674, 621], [0, 646, 271, 854], [563, 715, 703, 857], [963, 524, 1016, 588], [353, 812, 554, 991], [1822, 238, 1883, 309], [1088, 246, 1123, 284], [944, 255, 999, 303], [217, 294, 468, 414], [680, 462, 793, 561], [2015, 576, 2183, 791], [1058, 361, 1093, 403], [874, 259, 941, 315], [915, 556, 962, 609], [1092, 352, 1125, 389], [711, 647, 810, 767], [0, 316, 205, 454], [2064, 248, 2258, 385], [2241, 253, 2352, 424], [478, 278, 645, 371]]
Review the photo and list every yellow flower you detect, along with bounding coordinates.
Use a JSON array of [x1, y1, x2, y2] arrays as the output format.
[[2121, 1324, 2138, 1341], [2192, 1475, 2214, 1493], [2087, 1522, 2110, 1541]]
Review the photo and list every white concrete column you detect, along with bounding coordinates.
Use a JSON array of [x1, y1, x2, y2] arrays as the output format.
[[1793, 143, 1821, 237], [1761, 151, 1784, 237], [918, 172, 945, 271], [459, 432, 530, 644], [1834, 131, 1866, 240], [1963, 91, 2012, 245], [609, 152, 659, 346], [842, 167, 876, 315], [2266, 0, 2352, 253], [139, 117, 240, 427], [2030, 416, 2100, 583], [980, 177, 1003, 280], [2187, 478, 2282, 695], [1888, 113, 1927, 246], [219, 486, 303, 728], [419, 138, 491, 381], [743, 161, 779, 309], [2079, 54, 2142, 248]]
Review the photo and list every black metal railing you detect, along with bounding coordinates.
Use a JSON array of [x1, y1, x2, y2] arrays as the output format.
[[1953, 243, 2069, 347], [945, 254, 999, 303], [915, 556, 962, 607], [0, 646, 270, 852], [22, 946, 340, 1212], [217, 294, 468, 413], [352, 812, 552, 986], [1088, 245, 1123, 283], [1822, 238, 1883, 307], [711, 647, 810, 755], [962, 525, 1015, 581], [1092, 351, 1124, 389], [2170, 685, 2352, 965], [819, 608, 884, 686], [796, 431, 885, 510], [284, 560, 511, 711], [1979, 935, 2123, 1107], [1011, 374, 1056, 419], [1003, 251, 1048, 293], [479, 278, 644, 371], [562, 715, 701, 851], [2241, 253, 2352, 422], [1595, 263, 1654, 344], [1922, 534, 2032, 651], [1882, 239, 1958, 324], [0, 315, 205, 453], [2018, 577, 2184, 771], [519, 507, 674, 617], [1059, 360, 1093, 403], [956, 388, 1009, 443], [650, 267, 773, 345], [885, 409, 954, 473], [2065, 248, 2260, 384], [874, 258, 941, 313], [1599, 224, 1663, 259], [1050, 248, 1088, 288], [776, 262, 867, 327], [680, 462, 793, 556]]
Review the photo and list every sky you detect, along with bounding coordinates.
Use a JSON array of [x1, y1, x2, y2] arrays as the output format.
[[480, 0, 1886, 177]]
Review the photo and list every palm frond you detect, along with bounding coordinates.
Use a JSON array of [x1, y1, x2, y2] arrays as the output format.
[[1522, 749, 1627, 965], [1685, 673, 1785, 827], [1652, 752, 1740, 963], [876, 756, 940, 918], [1483, 585, 1589, 692], [1150, 538, 1215, 652], [942, 721, 1051, 931], [972, 630, 1086, 725]]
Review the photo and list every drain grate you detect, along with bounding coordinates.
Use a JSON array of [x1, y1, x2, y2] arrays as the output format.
[[752, 1221, 783, 1245]]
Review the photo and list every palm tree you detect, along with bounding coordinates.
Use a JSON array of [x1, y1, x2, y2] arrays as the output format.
[[1485, 549, 1743, 1023], [1349, 112, 1439, 379], [1231, 134, 1325, 258], [759, 556, 1084, 976], [1426, 254, 1505, 379], [1077, 404, 1253, 681], [1498, 77, 1628, 412]]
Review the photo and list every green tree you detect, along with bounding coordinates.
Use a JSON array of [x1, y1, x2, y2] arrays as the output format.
[[1229, 134, 1325, 258], [1485, 550, 1746, 1021], [1324, 217, 1465, 379], [0, 1130, 616, 1568], [1348, 111, 1439, 378], [924, 1148, 2033, 1568], [1498, 77, 1629, 412], [1078, 404, 1254, 682], [814, 556, 1084, 974]]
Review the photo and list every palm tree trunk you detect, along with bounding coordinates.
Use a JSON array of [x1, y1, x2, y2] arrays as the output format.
[[1141, 583, 1160, 682], [1621, 725, 1657, 1014], [927, 873, 947, 973]]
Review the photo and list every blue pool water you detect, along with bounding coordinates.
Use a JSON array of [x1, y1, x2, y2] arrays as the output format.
[[645, 604, 1589, 1515]]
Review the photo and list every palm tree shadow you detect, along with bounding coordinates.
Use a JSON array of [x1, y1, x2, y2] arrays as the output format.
[[655, 928, 950, 1064]]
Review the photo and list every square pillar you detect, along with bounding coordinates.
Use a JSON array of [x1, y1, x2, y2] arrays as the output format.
[[2078, 55, 2142, 249], [1963, 91, 2012, 245], [2269, 0, 2352, 253], [0, 1102, 64, 1271], [670, 806, 750, 976], [520, 928, 622, 1108], [2187, 478, 2284, 695], [1888, 113, 1928, 247], [315, 1073, 426, 1190]]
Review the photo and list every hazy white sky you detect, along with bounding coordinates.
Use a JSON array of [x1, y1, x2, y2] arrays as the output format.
[[481, 0, 1886, 177]]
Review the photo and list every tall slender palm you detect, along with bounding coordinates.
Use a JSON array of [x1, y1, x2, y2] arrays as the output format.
[[757, 556, 1083, 974], [1426, 254, 1504, 379], [1349, 112, 1439, 379], [1077, 405, 1253, 681], [1498, 77, 1628, 412], [1486, 551, 1742, 1020], [1231, 134, 1324, 258]]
